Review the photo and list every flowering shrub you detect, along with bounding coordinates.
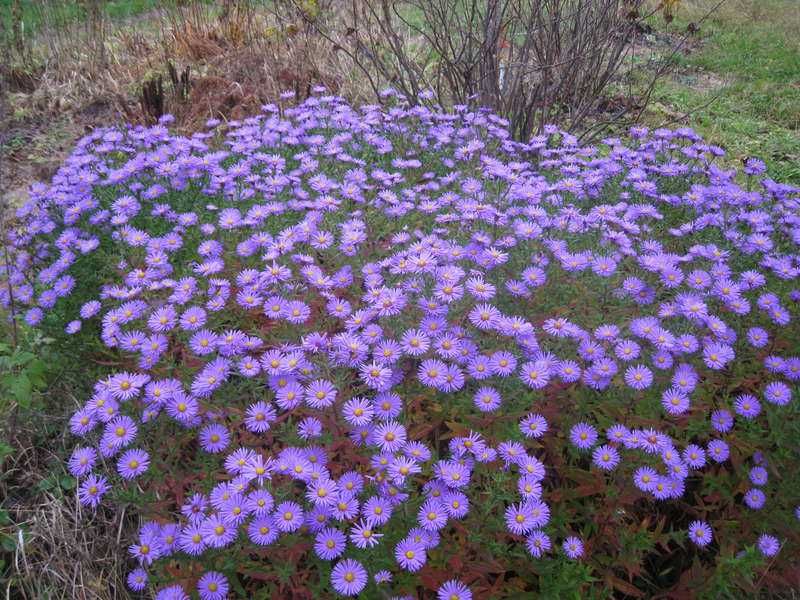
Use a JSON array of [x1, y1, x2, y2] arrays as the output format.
[[3, 90, 800, 598]]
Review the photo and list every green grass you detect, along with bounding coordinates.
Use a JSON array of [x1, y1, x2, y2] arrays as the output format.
[[648, 0, 800, 183], [0, 0, 166, 36]]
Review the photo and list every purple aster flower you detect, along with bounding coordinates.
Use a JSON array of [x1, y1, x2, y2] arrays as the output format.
[[624, 364, 653, 390], [592, 445, 620, 471], [526, 529, 552, 558], [305, 379, 337, 408], [519, 360, 551, 389], [199, 423, 230, 453], [562, 536, 584, 559], [248, 516, 279, 546], [197, 571, 228, 600], [244, 401, 276, 433], [78, 474, 109, 508], [395, 538, 427, 572], [68, 447, 97, 477], [331, 559, 367, 596], [743, 488, 766, 510], [314, 526, 347, 560], [274, 501, 304, 532], [374, 570, 392, 584], [474, 386, 502, 412], [703, 342, 734, 370], [350, 518, 383, 549], [569, 422, 598, 450], [342, 397, 374, 426], [418, 498, 448, 531], [155, 584, 189, 600], [757, 534, 780, 557], [199, 514, 236, 548], [437, 579, 472, 600], [520, 413, 548, 438], [707, 439, 730, 463], [127, 567, 148, 592], [688, 520, 712, 547], [117, 448, 150, 479], [764, 381, 791, 406], [749, 466, 768, 486], [734, 394, 761, 419], [683, 444, 706, 469]]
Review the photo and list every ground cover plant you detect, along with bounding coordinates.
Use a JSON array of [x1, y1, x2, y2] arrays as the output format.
[[2, 90, 800, 598]]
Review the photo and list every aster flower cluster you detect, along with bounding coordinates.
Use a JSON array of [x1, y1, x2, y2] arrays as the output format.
[[3, 89, 799, 596]]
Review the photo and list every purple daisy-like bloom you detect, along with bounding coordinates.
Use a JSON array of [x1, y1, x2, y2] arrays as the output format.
[[305, 379, 337, 408], [662, 388, 690, 415], [199, 514, 236, 549], [78, 474, 109, 508], [127, 567, 148, 591], [505, 500, 539, 535], [474, 386, 502, 412], [757, 534, 780, 557], [710, 409, 734, 433], [244, 400, 276, 433], [703, 342, 734, 370], [743, 488, 766, 510], [519, 360, 551, 389], [633, 466, 658, 492], [197, 571, 228, 600], [749, 466, 768, 486], [764, 381, 791, 406], [314, 526, 347, 560], [592, 445, 620, 471], [526, 529, 552, 558], [199, 423, 230, 453], [683, 444, 706, 469], [155, 584, 190, 600], [68, 447, 97, 477], [734, 394, 761, 419], [331, 559, 368, 596], [247, 516, 279, 546], [418, 498, 448, 531], [624, 364, 653, 390], [373, 420, 408, 452], [569, 422, 598, 450], [520, 413, 548, 438], [374, 569, 392, 584], [342, 397, 374, 426], [350, 518, 383, 549], [179, 524, 206, 556], [117, 448, 150, 479], [688, 520, 712, 547], [707, 439, 730, 463], [437, 579, 473, 600], [562, 536, 584, 559], [274, 501, 304, 532], [396, 537, 427, 572]]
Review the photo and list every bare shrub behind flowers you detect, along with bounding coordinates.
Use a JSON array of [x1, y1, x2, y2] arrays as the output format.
[[314, 0, 671, 139]]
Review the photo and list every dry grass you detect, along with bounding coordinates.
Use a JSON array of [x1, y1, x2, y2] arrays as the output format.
[[1, 402, 134, 600]]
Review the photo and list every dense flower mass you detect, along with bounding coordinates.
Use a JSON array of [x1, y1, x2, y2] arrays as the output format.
[[2, 89, 799, 596]]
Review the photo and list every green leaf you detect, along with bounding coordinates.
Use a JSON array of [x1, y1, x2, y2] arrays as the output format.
[[10, 373, 32, 408], [1, 534, 17, 553], [60, 475, 76, 490], [8, 351, 35, 367], [0, 441, 13, 462], [25, 359, 47, 388]]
